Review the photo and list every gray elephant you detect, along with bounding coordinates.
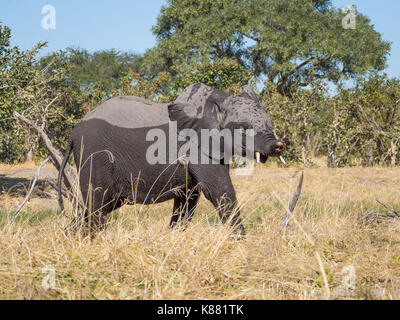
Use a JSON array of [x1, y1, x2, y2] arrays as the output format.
[[58, 83, 284, 236]]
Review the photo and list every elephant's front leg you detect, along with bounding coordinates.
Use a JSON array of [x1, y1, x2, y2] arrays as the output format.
[[212, 187, 246, 238], [190, 164, 246, 237]]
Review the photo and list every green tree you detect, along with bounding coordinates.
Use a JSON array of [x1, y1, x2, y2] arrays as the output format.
[[146, 0, 390, 95], [39, 48, 143, 95], [262, 74, 400, 168], [0, 24, 86, 162], [115, 57, 252, 102], [260, 80, 330, 165], [331, 75, 400, 167], [170, 57, 252, 97]]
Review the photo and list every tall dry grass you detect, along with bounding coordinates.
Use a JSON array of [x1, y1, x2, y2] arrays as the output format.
[[0, 163, 400, 299]]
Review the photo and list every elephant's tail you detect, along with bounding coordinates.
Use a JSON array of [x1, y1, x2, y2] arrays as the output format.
[[58, 139, 73, 212]]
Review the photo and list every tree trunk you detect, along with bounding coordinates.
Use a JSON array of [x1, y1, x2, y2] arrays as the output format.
[[390, 140, 397, 167], [327, 130, 338, 168], [301, 144, 307, 165], [367, 143, 374, 167], [327, 144, 337, 168], [26, 133, 40, 163], [26, 148, 34, 163]]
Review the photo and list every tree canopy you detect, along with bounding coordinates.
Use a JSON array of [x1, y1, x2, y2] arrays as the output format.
[[38, 48, 143, 94], [145, 0, 390, 95]]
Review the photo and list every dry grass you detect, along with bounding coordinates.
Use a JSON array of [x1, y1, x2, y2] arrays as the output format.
[[0, 162, 400, 300]]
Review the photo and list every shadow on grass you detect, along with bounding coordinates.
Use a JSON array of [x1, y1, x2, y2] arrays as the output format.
[[0, 174, 54, 199]]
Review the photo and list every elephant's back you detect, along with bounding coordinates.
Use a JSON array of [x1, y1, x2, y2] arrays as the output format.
[[82, 96, 170, 129]]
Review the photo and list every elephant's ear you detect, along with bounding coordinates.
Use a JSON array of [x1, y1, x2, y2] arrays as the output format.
[[168, 101, 223, 133], [239, 85, 260, 104], [168, 101, 226, 162]]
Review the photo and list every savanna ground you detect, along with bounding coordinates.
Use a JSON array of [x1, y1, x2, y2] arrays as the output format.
[[0, 160, 399, 300]]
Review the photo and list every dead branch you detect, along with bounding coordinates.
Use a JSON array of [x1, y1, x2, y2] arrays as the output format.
[[13, 110, 83, 206], [358, 199, 400, 226], [281, 171, 304, 229], [356, 104, 391, 138], [11, 157, 50, 221], [273, 182, 331, 300], [376, 198, 400, 217]]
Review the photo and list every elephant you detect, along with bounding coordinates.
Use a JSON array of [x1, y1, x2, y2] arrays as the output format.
[[57, 83, 285, 237]]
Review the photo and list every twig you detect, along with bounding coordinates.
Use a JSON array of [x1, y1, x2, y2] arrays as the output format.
[[10, 157, 50, 221]]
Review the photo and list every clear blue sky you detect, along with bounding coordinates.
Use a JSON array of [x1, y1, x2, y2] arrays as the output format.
[[1, 0, 399, 78]]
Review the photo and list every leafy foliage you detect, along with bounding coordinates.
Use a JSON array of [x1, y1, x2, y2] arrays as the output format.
[[331, 76, 400, 166], [146, 0, 390, 95], [0, 28, 85, 162], [38, 48, 143, 95], [263, 75, 400, 167], [115, 57, 252, 102]]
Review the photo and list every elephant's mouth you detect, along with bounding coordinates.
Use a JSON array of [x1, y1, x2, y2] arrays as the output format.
[[254, 141, 286, 164], [254, 152, 268, 164]]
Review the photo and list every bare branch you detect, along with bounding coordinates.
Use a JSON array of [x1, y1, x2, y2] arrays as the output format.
[[356, 104, 392, 138], [13, 110, 83, 206], [281, 171, 304, 229], [11, 157, 50, 221], [376, 198, 400, 217]]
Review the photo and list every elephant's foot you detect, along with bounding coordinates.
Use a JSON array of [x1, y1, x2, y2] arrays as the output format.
[[231, 223, 246, 240]]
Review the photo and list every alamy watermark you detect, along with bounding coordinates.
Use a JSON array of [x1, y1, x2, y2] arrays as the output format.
[[41, 5, 56, 30], [341, 265, 356, 290], [40, 4, 355, 31], [332, 265, 357, 296], [146, 122, 257, 175], [42, 265, 57, 290], [334, 265, 400, 298], [342, 5, 356, 30]]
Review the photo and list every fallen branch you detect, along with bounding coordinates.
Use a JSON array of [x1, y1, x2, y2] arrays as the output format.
[[11, 157, 50, 221], [281, 171, 304, 229], [359, 199, 400, 225], [272, 177, 331, 300], [376, 198, 400, 217]]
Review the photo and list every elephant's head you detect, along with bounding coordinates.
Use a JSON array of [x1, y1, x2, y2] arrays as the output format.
[[169, 83, 285, 164]]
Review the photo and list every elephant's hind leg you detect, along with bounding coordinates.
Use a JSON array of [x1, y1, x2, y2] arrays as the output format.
[[170, 187, 201, 229], [69, 189, 124, 238]]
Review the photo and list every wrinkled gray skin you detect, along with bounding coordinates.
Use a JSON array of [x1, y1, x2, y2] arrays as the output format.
[[58, 83, 284, 237]]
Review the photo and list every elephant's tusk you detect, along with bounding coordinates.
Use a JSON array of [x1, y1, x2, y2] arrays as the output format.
[[255, 152, 261, 163], [279, 156, 287, 165]]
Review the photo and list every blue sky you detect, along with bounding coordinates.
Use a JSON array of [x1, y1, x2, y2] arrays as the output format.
[[1, 0, 399, 78]]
